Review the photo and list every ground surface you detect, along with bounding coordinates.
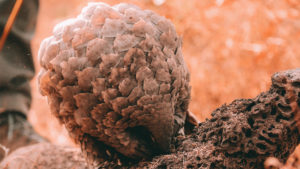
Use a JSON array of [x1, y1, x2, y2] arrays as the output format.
[[2, 68, 300, 169], [29, 0, 300, 148]]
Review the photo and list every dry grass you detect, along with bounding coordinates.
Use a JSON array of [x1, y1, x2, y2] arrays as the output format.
[[0, 144, 9, 159]]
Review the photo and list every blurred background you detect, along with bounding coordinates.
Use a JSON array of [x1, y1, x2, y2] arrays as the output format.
[[30, 0, 300, 145]]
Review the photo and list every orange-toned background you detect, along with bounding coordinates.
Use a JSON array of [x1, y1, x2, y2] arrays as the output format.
[[30, 0, 300, 145]]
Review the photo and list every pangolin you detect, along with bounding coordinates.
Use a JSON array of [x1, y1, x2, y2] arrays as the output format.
[[38, 2, 198, 166]]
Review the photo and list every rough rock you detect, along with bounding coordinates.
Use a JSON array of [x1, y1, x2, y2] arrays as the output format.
[[0, 143, 88, 169]]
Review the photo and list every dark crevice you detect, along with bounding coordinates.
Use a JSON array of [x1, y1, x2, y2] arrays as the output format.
[[292, 82, 300, 88], [278, 103, 292, 112], [247, 117, 254, 128]]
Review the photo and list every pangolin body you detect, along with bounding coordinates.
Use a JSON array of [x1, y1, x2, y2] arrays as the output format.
[[38, 2, 193, 165]]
